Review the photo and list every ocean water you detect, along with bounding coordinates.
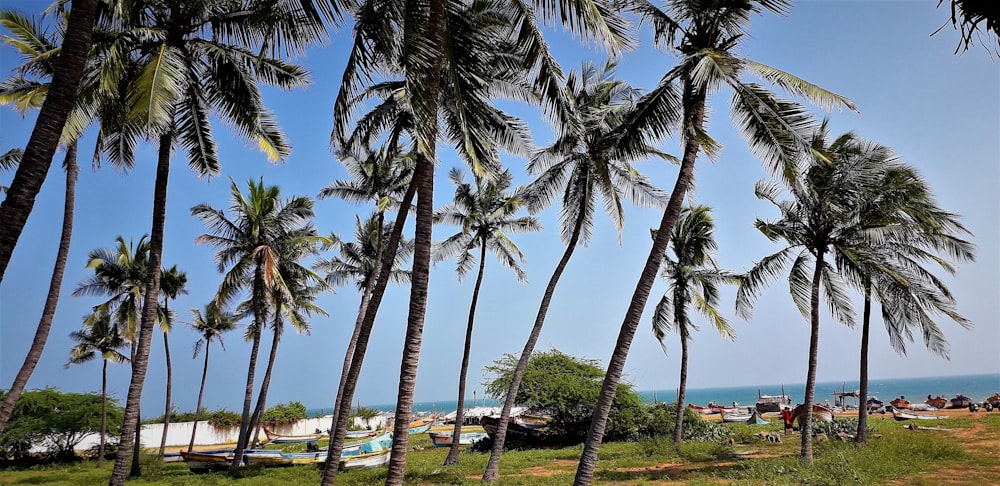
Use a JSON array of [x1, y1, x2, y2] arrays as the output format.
[[308, 373, 999, 416]]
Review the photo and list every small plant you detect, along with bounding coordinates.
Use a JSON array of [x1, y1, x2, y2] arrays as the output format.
[[262, 401, 308, 426], [206, 409, 241, 428]]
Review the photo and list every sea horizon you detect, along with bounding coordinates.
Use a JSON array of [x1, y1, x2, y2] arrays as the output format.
[[307, 372, 999, 416]]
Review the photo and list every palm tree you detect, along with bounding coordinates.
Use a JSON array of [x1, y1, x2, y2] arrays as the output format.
[[246, 244, 329, 448], [482, 60, 668, 479], [650, 205, 735, 444], [0, 0, 97, 284], [191, 177, 325, 474], [573, 1, 856, 480], [186, 302, 238, 453], [938, 0, 1000, 53], [0, 7, 106, 432], [434, 168, 539, 465], [735, 127, 888, 464], [65, 308, 129, 466], [325, 0, 632, 480], [98, 3, 320, 481], [156, 265, 187, 457], [317, 144, 412, 440]]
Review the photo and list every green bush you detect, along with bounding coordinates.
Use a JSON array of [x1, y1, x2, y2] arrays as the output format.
[[641, 402, 732, 442], [0, 388, 123, 462], [205, 409, 241, 428], [262, 401, 308, 426]]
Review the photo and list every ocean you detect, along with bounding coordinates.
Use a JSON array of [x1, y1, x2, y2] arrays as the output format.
[[308, 373, 999, 416]]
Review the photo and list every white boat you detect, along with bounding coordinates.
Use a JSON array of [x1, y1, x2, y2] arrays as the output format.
[[722, 412, 753, 423], [891, 409, 946, 421], [428, 431, 488, 447], [339, 447, 390, 470]]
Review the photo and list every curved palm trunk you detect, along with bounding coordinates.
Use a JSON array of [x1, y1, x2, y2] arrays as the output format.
[[674, 326, 690, 445], [159, 330, 173, 457], [573, 85, 706, 486], [188, 340, 211, 453], [386, 152, 436, 486], [445, 243, 488, 465], [100, 358, 108, 466], [0, 0, 96, 284], [482, 201, 585, 481], [229, 272, 266, 476], [109, 132, 171, 486], [856, 283, 872, 444], [319, 164, 419, 485], [800, 250, 825, 465], [0, 142, 78, 432], [248, 319, 283, 448]]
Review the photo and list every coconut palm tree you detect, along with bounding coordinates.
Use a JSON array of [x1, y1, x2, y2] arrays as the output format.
[[0, 7, 106, 432], [434, 168, 539, 465], [0, 0, 97, 284], [97, 3, 321, 480], [191, 177, 325, 473], [186, 302, 238, 453], [246, 243, 329, 447], [650, 205, 735, 444], [939, 0, 1000, 53], [156, 265, 187, 457], [317, 144, 413, 439], [735, 126, 890, 464], [482, 60, 669, 479], [573, 1, 856, 480], [65, 308, 129, 467]]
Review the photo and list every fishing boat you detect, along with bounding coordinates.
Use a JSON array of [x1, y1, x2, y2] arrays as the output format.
[[480, 415, 545, 441], [262, 427, 326, 444], [985, 393, 1000, 407], [925, 395, 948, 409], [745, 410, 769, 425], [340, 448, 390, 470], [518, 413, 553, 429], [866, 396, 884, 412], [408, 416, 435, 434], [345, 428, 378, 439], [889, 396, 911, 410], [243, 450, 327, 467], [686, 404, 714, 414], [428, 431, 488, 447], [949, 394, 971, 409], [179, 450, 234, 473], [707, 402, 738, 414], [755, 386, 792, 413], [722, 412, 753, 423], [781, 403, 834, 429], [891, 409, 946, 421]]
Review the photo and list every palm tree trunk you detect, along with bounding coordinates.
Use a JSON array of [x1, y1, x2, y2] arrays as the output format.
[[131, 408, 141, 477], [573, 84, 706, 486], [674, 326, 690, 445], [159, 330, 173, 457], [248, 320, 283, 448], [100, 358, 107, 467], [109, 131, 171, 486], [800, 250, 825, 465], [189, 341, 211, 453], [230, 271, 266, 476], [482, 196, 586, 481], [319, 163, 420, 486], [445, 242, 488, 465], [856, 282, 872, 444], [385, 152, 436, 486], [0, 0, 96, 284], [0, 141, 78, 433]]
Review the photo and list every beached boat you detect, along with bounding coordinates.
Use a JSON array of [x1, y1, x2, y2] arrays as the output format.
[[518, 413, 553, 429], [866, 396, 884, 412], [428, 431, 488, 447], [891, 409, 946, 421], [707, 402, 738, 414], [909, 403, 939, 411], [755, 387, 792, 413], [243, 450, 327, 467], [925, 395, 948, 409], [480, 415, 545, 441], [345, 428, 378, 439], [745, 411, 769, 425], [985, 393, 1000, 407], [889, 396, 911, 410], [179, 450, 234, 473], [781, 403, 834, 429], [687, 404, 714, 414], [722, 412, 753, 423], [262, 427, 325, 444], [949, 394, 971, 409], [408, 419, 434, 434], [340, 448, 390, 470]]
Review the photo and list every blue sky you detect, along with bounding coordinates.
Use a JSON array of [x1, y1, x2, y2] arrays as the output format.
[[1, 1, 997, 414]]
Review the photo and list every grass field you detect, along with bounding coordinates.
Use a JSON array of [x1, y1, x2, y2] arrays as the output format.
[[1, 412, 998, 485]]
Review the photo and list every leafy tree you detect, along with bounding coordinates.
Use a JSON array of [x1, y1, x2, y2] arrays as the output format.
[[574, 1, 855, 480], [484, 60, 669, 477], [0, 388, 123, 462], [261, 401, 309, 426], [192, 177, 325, 471], [651, 205, 735, 445], [186, 302, 238, 452], [434, 168, 539, 465], [65, 309, 129, 465], [484, 350, 643, 443]]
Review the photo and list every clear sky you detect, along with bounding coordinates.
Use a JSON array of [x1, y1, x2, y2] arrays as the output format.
[[1, 1, 997, 415]]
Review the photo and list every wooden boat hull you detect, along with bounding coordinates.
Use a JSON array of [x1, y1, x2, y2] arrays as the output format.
[[892, 410, 946, 421], [244, 450, 327, 467], [179, 450, 233, 473], [346, 429, 377, 439], [263, 427, 325, 444], [339, 448, 390, 470], [986, 393, 1000, 407], [925, 396, 948, 409], [949, 395, 971, 409], [428, 431, 488, 447], [722, 413, 753, 423], [889, 398, 911, 410], [480, 415, 545, 441]]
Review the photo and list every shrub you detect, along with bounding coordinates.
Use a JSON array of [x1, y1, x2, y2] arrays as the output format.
[[206, 409, 241, 428], [262, 401, 308, 426], [641, 403, 732, 442]]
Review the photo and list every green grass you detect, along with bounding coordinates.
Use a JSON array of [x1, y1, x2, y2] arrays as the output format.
[[0, 416, 990, 485]]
